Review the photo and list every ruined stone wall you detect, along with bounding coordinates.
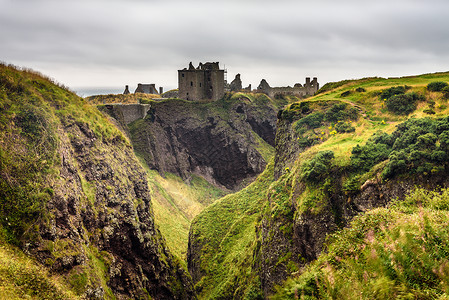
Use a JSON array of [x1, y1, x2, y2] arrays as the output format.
[[257, 77, 319, 99], [270, 87, 308, 98], [102, 104, 151, 125], [178, 62, 225, 101], [178, 70, 204, 100], [208, 69, 225, 100]]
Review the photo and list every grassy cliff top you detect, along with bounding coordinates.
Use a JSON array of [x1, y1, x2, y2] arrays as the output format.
[[86, 92, 161, 104]]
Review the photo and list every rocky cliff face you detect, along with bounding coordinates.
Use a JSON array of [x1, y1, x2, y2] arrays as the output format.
[[256, 105, 449, 296], [39, 118, 193, 299], [126, 96, 280, 191], [0, 65, 193, 299]]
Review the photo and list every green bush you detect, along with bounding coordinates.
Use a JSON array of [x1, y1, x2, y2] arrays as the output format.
[[296, 111, 324, 129], [350, 117, 449, 179], [302, 151, 334, 183], [427, 81, 448, 92], [385, 92, 424, 115], [335, 121, 355, 133], [442, 86, 449, 99], [340, 90, 351, 97], [379, 85, 409, 100], [351, 141, 391, 173]]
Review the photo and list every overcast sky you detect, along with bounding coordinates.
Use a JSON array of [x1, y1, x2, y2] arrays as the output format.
[[1, 0, 449, 96]]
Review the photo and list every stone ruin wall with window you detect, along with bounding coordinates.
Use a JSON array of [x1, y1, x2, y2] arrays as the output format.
[[178, 62, 225, 101]]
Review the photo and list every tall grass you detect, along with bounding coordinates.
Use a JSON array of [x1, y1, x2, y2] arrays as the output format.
[[274, 187, 449, 299]]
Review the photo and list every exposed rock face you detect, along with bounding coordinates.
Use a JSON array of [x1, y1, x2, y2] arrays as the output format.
[[0, 64, 194, 299], [128, 98, 278, 190], [32, 118, 194, 299], [257, 109, 449, 296]]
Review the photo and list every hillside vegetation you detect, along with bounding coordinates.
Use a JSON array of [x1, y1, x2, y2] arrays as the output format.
[[189, 71, 449, 299], [141, 163, 227, 267], [86, 92, 160, 104], [0, 63, 193, 299]]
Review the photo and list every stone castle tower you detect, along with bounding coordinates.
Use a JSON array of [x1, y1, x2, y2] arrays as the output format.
[[178, 62, 225, 101]]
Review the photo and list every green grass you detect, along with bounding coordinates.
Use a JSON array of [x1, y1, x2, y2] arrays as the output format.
[[0, 238, 78, 299], [190, 161, 275, 299], [192, 71, 449, 298], [136, 155, 228, 267], [273, 187, 449, 299], [86, 93, 161, 104]]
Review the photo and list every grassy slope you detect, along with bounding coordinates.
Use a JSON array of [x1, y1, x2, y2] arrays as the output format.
[[127, 92, 281, 269], [191, 162, 275, 299], [286, 72, 449, 172], [0, 64, 127, 297], [192, 72, 449, 298], [0, 242, 78, 299], [137, 157, 227, 267], [274, 187, 449, 299]]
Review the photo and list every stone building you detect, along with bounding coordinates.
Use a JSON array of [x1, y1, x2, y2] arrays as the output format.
[[178, 62, 225, 101], [135, 83, 159, 94], [123, 85, 130, 94], [257, 77, 319, 98]]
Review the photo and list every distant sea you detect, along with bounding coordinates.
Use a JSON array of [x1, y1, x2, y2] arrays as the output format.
[[73, 87, 123, 97]]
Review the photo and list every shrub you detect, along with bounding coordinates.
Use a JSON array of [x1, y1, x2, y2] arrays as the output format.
[[335, 121, 355, 133], [379, 85, 409, 100], [340, 90, 351, 97], [351, 142, 391, 173], [355, 87, 366, 93], [385, 92, 424, 115], [325, 103, 354, 122], [442, 86, 449, 99], [296, 111, 324, 129], [427, 81, 448, 92], [349, 117, 449, 179], [302, 151, 334, 183]]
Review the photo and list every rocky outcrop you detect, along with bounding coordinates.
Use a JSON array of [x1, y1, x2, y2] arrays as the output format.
[[34, 117, 194, 299], [127, 98, 278, 190], [256, 107, 449, 297], [0, 64, 194, 299]]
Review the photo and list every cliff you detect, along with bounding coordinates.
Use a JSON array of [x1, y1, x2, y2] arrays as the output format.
[[188, 72, 449, 298], [0, 64, 193, 299], [124, 93, 283, 191]]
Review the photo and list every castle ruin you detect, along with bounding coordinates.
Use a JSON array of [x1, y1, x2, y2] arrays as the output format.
[[123, 83, 162, 95], [257, 77, 319, 98], [135, 83, 159, 94], [123, 62, 318, 101], [229, 74, 251, 93], [178, 62, 225, 101]]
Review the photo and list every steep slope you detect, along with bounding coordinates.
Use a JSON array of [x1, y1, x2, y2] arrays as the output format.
[[188, 72, 449, 298], [97, 92, 285, 272], [188, 162, 275, 299], [143, 166, 227, 266], [126, 93, 282, 191], [274, 187, 449, 299], [0, 63, 193, 299]]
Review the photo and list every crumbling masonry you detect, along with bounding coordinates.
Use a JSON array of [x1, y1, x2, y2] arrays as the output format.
[[257, 77, 319, 98], [178, 62, 225, 101]]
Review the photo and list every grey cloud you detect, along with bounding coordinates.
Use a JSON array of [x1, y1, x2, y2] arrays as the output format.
[[1, 0, 448, 93]]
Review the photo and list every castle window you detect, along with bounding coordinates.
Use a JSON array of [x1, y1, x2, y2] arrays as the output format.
[[182, 73, 185, 77], [200, 83, 202, 87], [190, 81, 193, 86]]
